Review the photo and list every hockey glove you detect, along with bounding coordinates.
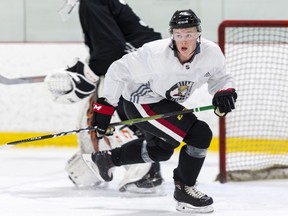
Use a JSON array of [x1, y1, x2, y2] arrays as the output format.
[[44, 59, 99, 103], [93, 98, 115, 138], [212, 88, 237, 117]]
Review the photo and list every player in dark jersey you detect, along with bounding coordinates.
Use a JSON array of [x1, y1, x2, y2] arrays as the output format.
[[45, 0, 164, 194]]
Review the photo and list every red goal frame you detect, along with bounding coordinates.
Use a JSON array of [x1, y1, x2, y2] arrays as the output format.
[[217, 20, 288, 183]]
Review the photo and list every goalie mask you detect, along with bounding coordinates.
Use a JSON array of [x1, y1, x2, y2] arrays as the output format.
[[169, 9, 201, 33]]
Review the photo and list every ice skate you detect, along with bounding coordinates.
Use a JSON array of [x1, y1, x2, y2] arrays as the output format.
[[82, 150, 115, 182], [174, 181, 214, 213], [119, 162, 164, 194]]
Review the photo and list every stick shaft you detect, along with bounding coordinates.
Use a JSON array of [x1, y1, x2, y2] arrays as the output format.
[[111, 105, 214, 126], [0, 74, 46, 85], [0, 105, 214, 149]]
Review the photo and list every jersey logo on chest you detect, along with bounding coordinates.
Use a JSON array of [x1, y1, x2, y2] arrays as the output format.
[[165, 81, 194, 102]]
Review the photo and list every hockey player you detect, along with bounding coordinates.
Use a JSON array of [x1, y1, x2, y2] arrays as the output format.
[[83, 9, 237, 213], [45, 0, 164, 193]]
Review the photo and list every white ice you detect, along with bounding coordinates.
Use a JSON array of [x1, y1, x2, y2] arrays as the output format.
[[0, 148, 287, 216]]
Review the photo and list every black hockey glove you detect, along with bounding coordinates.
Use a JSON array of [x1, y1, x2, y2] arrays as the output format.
[[93, 97, 115, 138], [212, 88, 237, 117]]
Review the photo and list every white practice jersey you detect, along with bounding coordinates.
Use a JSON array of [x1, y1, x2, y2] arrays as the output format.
[[103, 38, 235, 106]]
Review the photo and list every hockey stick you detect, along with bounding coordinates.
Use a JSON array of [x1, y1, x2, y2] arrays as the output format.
[[0, 105, 214, 149], [0, 74, 46, 85]]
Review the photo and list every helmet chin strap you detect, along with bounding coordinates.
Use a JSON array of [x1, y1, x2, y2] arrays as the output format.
[[189, 35, 201, 55]]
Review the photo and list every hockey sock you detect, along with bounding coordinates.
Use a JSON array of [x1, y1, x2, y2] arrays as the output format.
[[111, 138, 146, 166], [173, 145, 206, 186]]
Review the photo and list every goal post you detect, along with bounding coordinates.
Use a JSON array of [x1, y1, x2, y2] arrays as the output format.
[[217, 20, 288, 183]]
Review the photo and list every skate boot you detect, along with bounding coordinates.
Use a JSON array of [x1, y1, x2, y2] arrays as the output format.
[[174, 181, 214, 213], [82, 150, 115, 182], [119, 162, 164, 194]]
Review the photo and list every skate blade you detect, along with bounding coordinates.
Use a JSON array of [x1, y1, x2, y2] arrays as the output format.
[[119, 183, 166, 197], [81, 154, 104, 182], [176, 201, 214, 214]]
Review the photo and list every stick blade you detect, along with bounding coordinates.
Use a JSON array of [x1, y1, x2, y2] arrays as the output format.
[[0, 74, 10, 84], [0, 144, 12, 150]]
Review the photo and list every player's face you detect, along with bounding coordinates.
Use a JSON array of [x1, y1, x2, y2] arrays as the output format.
[[172, 27, 200, 62]]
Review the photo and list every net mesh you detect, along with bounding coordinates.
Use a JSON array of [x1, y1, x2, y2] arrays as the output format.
[[221, 22, 288, 181]]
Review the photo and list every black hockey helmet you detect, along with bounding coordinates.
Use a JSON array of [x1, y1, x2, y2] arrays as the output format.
[[169, 9, 201, 33]]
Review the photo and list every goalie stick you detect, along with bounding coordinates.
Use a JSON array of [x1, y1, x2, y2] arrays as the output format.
[[0, 105, 214, 149], [0, 74, 45, 85]]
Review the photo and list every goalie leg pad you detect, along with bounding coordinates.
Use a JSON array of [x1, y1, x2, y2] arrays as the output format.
[[65, 151, 107, 188], [74, 88, 165, 193], [118, 163, 151, 191], [118, 162, 165, 195]]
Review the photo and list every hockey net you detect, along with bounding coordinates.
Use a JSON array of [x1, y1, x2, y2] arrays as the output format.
[[217, 20, 288, 182]]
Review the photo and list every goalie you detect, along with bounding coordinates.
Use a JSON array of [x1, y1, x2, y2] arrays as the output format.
[[44, 0, 164, 193]]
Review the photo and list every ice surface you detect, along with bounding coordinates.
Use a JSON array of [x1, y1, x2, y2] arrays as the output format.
[[0, 148, 287, 216]]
